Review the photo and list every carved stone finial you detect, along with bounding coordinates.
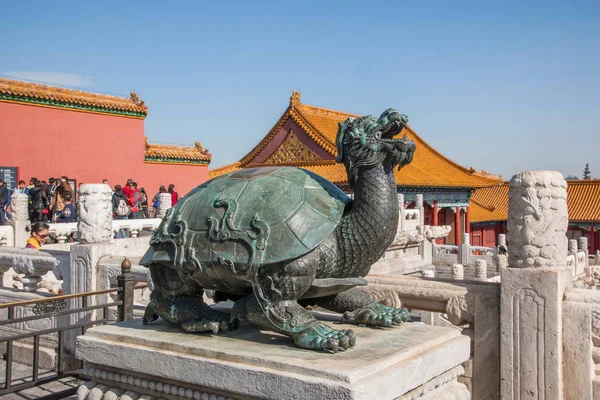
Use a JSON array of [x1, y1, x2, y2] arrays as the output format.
[[290, 90, 301, 106], [507, 170, 568, 268], [121, 257, 132, 272]]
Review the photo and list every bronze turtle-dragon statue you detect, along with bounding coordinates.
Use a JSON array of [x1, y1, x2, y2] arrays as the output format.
[[141, 108, 417, 352]]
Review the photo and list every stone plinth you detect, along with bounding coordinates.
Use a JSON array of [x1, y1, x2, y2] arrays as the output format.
[[77, 184, 113, 244], [76, 319, 470, 400]]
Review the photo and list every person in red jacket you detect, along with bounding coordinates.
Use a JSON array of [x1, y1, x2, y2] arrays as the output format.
[[128, 181, 141, 219], [122, 178, 133, 198], [168, 184, 179, 206]]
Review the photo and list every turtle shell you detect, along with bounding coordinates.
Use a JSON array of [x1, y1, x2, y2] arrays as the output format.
[[155, 166, 349, 268]]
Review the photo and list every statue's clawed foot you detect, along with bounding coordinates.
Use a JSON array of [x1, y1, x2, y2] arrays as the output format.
[[293, 323, 356, 353], [144, 294, 234, 334], [342, 302, 410, 327]]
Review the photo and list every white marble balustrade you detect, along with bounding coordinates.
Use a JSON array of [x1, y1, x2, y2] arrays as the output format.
[[45, 218, 162, 244]]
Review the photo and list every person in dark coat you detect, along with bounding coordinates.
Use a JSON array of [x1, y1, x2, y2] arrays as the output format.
[[0, 179, 8, 225], [29, 182, 49, 223]]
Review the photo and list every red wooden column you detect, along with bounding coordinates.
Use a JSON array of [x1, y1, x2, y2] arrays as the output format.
[[455, 206, 461, 245], [465, 205, 471, 234], [433, 201, 438, 226]]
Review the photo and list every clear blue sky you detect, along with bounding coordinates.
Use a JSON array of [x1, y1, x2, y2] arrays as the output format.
[[2, 0, 599, 179]]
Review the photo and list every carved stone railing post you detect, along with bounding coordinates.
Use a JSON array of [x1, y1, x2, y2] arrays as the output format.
[[397, 193, 405, 231], [157, 193, 172, 219], [77, 184, 113, 244], [596, 250, 600, 266], [459, 233, 471, 266], [415, 194, 424, 226], [0, 248, 58, 292], [451, 263, 464, 280], [579, 237, 589, 267], [475, 259, 487, 281], [501, 171, 571, 400], [10, 192, 30, 247]]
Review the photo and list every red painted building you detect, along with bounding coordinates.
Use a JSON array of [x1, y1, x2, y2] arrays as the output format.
[[0, 78, 210, 195]]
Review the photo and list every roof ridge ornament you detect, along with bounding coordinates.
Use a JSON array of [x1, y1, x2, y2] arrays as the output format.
[[290, 90, 301, 106], [130, 91, 145, 107]]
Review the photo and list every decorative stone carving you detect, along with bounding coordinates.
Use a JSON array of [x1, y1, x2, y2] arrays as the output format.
[[446, 293, 474, 325], [579, 237, 588, 253], [0, 248, 59, 291], [392, 230, 424, 248], [156, 193, 171, 219], [78, 184, 113, 244], [496, 254, 508, 271], [475, 259, 487, 281], [10, 193, 29, 221], [77, 367, 236, 400], [451, 263, 464, 280], [569, 239, 578, 254], [422, 225, 452, 242], [415, 194, 423, 208], [507, 171, 568, 268], [422, 269, 435, 278], [264, 130, 321, 164]]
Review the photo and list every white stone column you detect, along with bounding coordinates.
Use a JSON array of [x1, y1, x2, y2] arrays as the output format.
[[475, 259, 487, 281], [501, 171, 571, 400], [77, 184, 113, 244], [157, 193, 172, 219], [10, 192, 30, 248]]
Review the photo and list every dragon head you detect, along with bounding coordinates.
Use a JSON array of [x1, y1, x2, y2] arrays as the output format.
[[336, 109, 416, 187]]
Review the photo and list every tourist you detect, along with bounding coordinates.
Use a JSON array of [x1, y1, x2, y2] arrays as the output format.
[[139, 187, 149, 218], [25, 221, 50, 249], [47, 177, 60, 220], [168, 184, 179, 206], [127, 182, 141, 219], [53, 192, 75, 223], [27, 178, 38, 220], [0, 179, 8, 225], [123, 178, 133, 198], [55, 176, 73, 214], [29, 182, 49, 222], [15, 180, 29, 195], [112, 185, 130, 238], [152, 186, 167, 217], [102, 179, 109, 185]]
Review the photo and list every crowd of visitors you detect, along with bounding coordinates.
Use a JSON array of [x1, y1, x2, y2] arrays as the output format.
[[0, 176, 75, 226], [107, 178, 179, 220], [0, 176, 181, 226]]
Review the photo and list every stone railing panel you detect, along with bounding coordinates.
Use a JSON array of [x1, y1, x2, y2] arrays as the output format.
[[562, 288, 600, 400], [0, 225, 15, 247], [362, 274, 500, 400]]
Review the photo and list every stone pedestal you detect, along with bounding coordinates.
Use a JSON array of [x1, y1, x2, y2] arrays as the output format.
[[77, 184, 113, 244], [76, 319, 470, 400]]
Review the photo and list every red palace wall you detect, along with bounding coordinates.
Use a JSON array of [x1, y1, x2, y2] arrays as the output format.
[[0, 102, 208, 196]]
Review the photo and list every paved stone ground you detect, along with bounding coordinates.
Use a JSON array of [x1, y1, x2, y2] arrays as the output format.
[[0, 361, 81, 400]]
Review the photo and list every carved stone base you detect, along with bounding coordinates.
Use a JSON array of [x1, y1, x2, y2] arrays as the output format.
[[75, 318, 470, 400]]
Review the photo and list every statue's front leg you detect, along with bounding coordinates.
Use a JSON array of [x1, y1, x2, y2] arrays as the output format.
[[313, 287, 410, 327], [144, 265, 231, 334]]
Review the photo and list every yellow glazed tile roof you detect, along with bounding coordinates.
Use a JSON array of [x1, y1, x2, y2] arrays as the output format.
[[210, 91, 503, 188], [0, 78, 148, 117], [145, 138, 212, 164], [470, 180, 600, 223]]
